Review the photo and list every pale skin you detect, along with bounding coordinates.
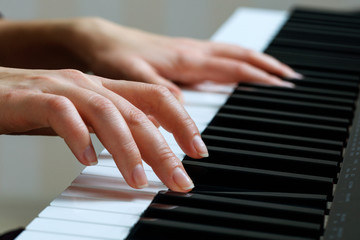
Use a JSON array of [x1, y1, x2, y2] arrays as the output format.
[[0, 17, 301, 192]]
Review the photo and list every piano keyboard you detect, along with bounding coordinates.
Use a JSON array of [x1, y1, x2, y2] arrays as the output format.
[[16, 7, 360, 240]]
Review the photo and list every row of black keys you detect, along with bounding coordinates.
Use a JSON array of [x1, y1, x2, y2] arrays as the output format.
[[127, 8, 360, 240]]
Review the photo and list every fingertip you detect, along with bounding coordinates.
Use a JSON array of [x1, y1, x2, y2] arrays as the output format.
[[132, 163, 149, 189], [193, 135, 209, 158], [172, 167, 194, 192], [281, 65, 304, 80], [277, 80, 295, 88], [82, 145, 98, 166]]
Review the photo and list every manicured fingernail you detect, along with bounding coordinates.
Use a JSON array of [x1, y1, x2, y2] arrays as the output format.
[[279, 81, 295, 88], [193, 135, 209, 157], [173, 167, 194, 191], [285, 71, 304, 80], [132, 164, 148, 189], [84, 145, 98, 166]]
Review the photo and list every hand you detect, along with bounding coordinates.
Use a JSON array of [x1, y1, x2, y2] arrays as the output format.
[[0, 67, 206, 192], [70, 18, 301, 100]]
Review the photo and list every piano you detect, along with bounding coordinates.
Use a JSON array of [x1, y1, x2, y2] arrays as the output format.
[[16, 7, 360, 240]]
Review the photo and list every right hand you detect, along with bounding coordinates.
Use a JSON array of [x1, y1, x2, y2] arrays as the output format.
[[0, 67, 208, 192]]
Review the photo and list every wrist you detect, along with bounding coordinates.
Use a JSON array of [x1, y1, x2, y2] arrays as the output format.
[[64, 17, 110, 67], [0, 19, 86, 69]]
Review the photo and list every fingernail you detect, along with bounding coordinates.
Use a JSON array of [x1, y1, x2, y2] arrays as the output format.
[[279, 81, 295, 88], [84, 145, 98, 166], [173, 167, 194, 191], [193, 135, 209, 157], [132, 164, 148, 189], [285, 71, 304, 80]]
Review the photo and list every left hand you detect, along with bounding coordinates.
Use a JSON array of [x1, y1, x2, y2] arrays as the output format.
[[69, 18, 300, 100]]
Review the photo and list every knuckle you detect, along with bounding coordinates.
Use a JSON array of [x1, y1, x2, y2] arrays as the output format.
[[175, 48, 203, 68], [112, 139, 142, 165], [150, 84, 172, 100], [59, 69, 84, 78], [119, 140, 140, 157], [156, 147, 178, 167], [126, 109, 148, 127], [58, 69, 95, 86], [87, 94, 115, 114], [243, 49, 256, 61], [236, 62, 250, 76], [45, 95, 74, 113], [146, 84, 177, 113]]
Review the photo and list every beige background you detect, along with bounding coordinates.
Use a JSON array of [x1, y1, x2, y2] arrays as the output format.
[[0, 0, 359, 234]]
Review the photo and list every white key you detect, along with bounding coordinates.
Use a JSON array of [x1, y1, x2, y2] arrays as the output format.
[[184, 82, 235, 94], [73, 172, 166, 193], [61, 185, 155, 203], [97, 158, 115, 167], [183, 90, 229, 106], [185, 105, 219, 125], [211, 7, 288, 51], [39, 206, 140, 227], [197, 123, 208, 133], [81, 165, 162, 183], [97, 158, 154, 172], [26, 218, 130, 240], [51, 195, 148, 216], [98, 149, 111, 158], [16, 231, 103, 240]]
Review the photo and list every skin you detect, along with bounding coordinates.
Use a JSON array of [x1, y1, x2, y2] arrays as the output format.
[[0, 17, 301, 192]]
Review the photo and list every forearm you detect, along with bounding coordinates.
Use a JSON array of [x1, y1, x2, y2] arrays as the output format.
[[0, 19, 88, 70]]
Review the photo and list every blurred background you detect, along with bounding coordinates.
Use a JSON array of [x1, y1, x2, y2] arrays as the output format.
[[0, 0, 359, 234]]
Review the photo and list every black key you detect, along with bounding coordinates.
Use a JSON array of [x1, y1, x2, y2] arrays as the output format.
[[266, 48, 360, 72], [183, 160, 334, 195], [286, 77, 358, 93], [153, 191, 325, 223], [127, 218, 315, 240], [236, 83, 357, 100], [191, 191, 328, 209], [272, 37, 360, 54], [291, 68, 359, 82], [219, 104, 349, 127], [235, 85, 355, 106], [210, 113, 348, 141], [204, 126, 344, 151], [185, 144, 339, 178], [201, 134, 342, 162], [143, 203, 322, 238], [226, 94, 353, 119]]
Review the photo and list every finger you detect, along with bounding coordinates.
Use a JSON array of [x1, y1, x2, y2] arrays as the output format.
[[81, 79, 195, 192], [123, 58, 184, 102], [60, 87, 148, 189], [208, 42, 303, 79], [0, 91, 97, 166], [148, 115, 161, 128], [176, 56, 294, 87], [100, 79, 209, 159]]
